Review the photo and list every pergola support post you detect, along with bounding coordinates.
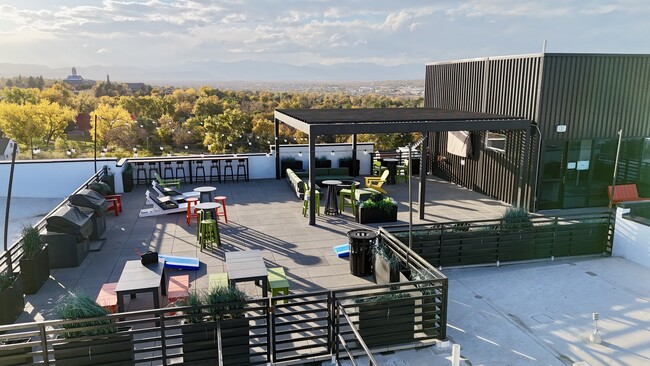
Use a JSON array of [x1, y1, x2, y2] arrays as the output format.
[[351, 134, 358, 177], [274, 118, 280, 180], [419, 133, 429, 220], [517, 128, 532, 209], [308, 134, 317, 225]]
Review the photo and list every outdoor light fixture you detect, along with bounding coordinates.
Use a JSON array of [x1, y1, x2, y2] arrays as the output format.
[[71, 147, 76, 154], [167, 153, 172, 157], [330, 150, 335, 156], [133, 147, 138, 152], [32, 147, 40, 155], [298, 151, 303, 157], [363, 149, 368, 155], [133, 152, 138, 157], [66, 150, 72, 156], [184, 145, 188, 149], [160, 146, 164, 151]]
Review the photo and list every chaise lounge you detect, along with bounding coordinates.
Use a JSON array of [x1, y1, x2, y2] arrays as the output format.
[[139, 190, 189, 217]]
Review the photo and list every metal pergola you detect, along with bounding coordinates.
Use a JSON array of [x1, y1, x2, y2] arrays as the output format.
[[274, 108, 533, 225]]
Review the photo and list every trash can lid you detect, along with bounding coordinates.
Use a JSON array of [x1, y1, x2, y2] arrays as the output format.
[[347, 229, 378, 240]]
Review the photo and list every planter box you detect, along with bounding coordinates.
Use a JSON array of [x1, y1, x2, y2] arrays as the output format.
[[339, 158, 361, 176], [182, 318, 250, 365], [19, 244, 50, 295], [315, 159, 332, 168], [0, 337, 32, 366], [281, 161, 303, 178], [122, 171, 134, 192], [0, 276, 24, 326], [52, 330, 134, 365], [358, 298, 415, 348], [357, 206, 398, 224]]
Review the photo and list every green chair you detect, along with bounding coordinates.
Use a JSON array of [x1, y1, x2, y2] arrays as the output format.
[[154, 172, 181, 189], [372, 160, 387, 176], [339, 182, 357, 214], [268, 267, 289, 304], [302, 182, 321, 217], [396, 162, 409, 183]]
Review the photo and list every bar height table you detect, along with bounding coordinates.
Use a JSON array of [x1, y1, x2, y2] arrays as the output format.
[[115, 260, 166, 313], [194, 186, 217, 202], [322, 180, 342, 215], [225, 250, 268, 295], [382, 159, 399, 185]]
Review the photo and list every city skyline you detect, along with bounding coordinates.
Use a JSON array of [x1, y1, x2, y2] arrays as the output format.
[[1, 1, 649, 81]]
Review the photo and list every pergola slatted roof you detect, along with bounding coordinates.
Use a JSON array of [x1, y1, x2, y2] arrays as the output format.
[[274, 107, 533, 225]]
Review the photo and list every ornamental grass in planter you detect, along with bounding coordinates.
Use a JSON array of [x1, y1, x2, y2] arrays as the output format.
[[357, 193, 398, 224], [0, 271, 24, 326], [498, 207, 535, 261], [355, 293, 415, 348], [280, 157, 303, 178], [19, 226, 50, 294], [372, 243, 401, 285], [315, 155, 332, 168], [52, 293, 134, 366], [180, 286, 251, 366]]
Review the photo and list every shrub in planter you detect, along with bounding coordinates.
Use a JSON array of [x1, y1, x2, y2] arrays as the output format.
[[357, 193, 398, 224], [315, 155, 332, 168], [52, 293, 134, 366], [88, 181, 112, 195], [122, 162, 134, 192], [355, 293, 415, 348], [181, 286, 250, 365], [0, 272, 24, 326], [499, 207, 535, 261], [19, 226, 50, 294], [280, 157, 303, 178], [373, 243, 401, 285]]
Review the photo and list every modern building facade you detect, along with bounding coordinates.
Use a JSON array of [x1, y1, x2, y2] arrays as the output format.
[[425, 53, 650, 210]]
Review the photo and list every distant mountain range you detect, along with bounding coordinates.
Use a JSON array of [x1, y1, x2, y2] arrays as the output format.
[[0, 61, 426, 84]]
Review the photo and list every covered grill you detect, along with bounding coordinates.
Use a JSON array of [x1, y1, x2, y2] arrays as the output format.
[[41, 205, 92, 268], [68, 189, 108, 239]]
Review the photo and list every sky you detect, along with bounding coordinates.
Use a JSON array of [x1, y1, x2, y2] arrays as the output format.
[[1, 0, 649, 70]]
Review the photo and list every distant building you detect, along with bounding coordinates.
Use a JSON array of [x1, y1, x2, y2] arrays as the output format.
[[63, 67, 94, 88], [0, 138, 19, 160]]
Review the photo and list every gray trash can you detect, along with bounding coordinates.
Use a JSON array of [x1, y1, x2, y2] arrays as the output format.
[[348, 229, 377, 277]]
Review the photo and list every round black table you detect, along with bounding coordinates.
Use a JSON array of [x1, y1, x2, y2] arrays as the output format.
[[322, 180, 342, 215], [383, 159, 399, 185]]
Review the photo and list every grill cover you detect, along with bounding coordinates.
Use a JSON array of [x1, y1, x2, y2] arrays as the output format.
[[69, 189, 109, 216], [45, 205, 93, 242]]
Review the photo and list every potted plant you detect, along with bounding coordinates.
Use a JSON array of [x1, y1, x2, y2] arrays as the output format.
[[315, 155, 332, 168], [19, 226, 50, 294], [280, 156, 303, 178], [181, 286, 250, 365], [52, 293, 134, 365], [355, 293, 415, 348], [357, 193, 398, 224], [121, 162, 134, 192], [0, 271, 24, 326], [339, 157, 360, 176], [498, 207, 535, 261]]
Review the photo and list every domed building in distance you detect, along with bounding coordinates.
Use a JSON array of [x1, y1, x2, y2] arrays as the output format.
[[63, 67, 95, 88]]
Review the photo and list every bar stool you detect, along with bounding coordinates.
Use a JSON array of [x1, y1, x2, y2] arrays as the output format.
[[214, 196, 228, 223], [198, 211, 220, 251], [195, 161, 207, 183], [236, 158, 248, 182], [147, 162, 159, 181], [175, 161, 187, 183], [135, 162, 147, 185], [162, 161, 174, 179], [185, 197, 199, 226], [223, 159, 235, 183], [209, 160, 221, 183]]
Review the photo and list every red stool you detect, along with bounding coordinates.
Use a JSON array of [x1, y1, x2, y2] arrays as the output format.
[[186, 197, 199, 225], [214, 196, 228, 223]]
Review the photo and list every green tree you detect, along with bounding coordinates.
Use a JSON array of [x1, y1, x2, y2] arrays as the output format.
[[90, 104, 133, 149], [203, 108, 252, 153], [33, 101, 76, 146]]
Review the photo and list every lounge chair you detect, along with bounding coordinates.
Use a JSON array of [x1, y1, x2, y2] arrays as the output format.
[[364, 169, 389, 194], [139, 190, 188, 217], [151, 181, 199, 203], [154, 172, 182, 189]]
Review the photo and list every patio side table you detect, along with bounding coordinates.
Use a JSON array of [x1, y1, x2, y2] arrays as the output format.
[[322, 180, 342, 215]]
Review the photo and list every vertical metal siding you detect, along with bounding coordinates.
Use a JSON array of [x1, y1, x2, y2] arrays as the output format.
[[539, 55, 650, 139]]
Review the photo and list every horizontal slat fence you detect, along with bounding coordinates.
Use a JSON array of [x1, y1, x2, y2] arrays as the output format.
[[384, 213, 611, 268]]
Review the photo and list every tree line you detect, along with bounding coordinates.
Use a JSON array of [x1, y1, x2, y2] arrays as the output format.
[[0, 81, 423, 159]]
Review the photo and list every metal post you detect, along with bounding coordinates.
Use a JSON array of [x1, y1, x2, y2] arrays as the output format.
[[274, 118, 280, 179], [94, 114, 98, 173], [351, 134, 358, 177], [608, 129, 624, 211], [418, 133, 429, 220], [3, 143, 18, 274], [407, 143, 413, 265], [308, 134, 317, 225]]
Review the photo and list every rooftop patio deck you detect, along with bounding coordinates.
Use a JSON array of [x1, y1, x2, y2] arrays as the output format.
[[19, 176, 509, 323]]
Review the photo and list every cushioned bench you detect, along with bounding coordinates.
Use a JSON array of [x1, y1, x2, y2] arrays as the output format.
[[208, 273, 229, 291], [96, 283, 118, 313], [608, 184, 649, 205], [167, 274, 190, 302], [268, 267, 289, 304]]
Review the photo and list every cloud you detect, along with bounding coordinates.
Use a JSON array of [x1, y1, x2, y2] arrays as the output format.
[[96, 48, 109, 54]]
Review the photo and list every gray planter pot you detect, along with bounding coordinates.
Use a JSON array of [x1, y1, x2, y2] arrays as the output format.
[[19, 244, 50, 295], [52, 330, 134, 366], [0, 276, 24, 326], [182, 318, 250, 365], [373, 255, 400, 285], [0, 337, 32, 366], [358, 298, 415, 348]]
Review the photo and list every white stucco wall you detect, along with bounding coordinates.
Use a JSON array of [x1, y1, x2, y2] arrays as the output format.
[[612, 206, 650, 269]]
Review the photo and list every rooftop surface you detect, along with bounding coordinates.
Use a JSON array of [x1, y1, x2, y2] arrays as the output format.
[[12, 175, 644, 365]]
